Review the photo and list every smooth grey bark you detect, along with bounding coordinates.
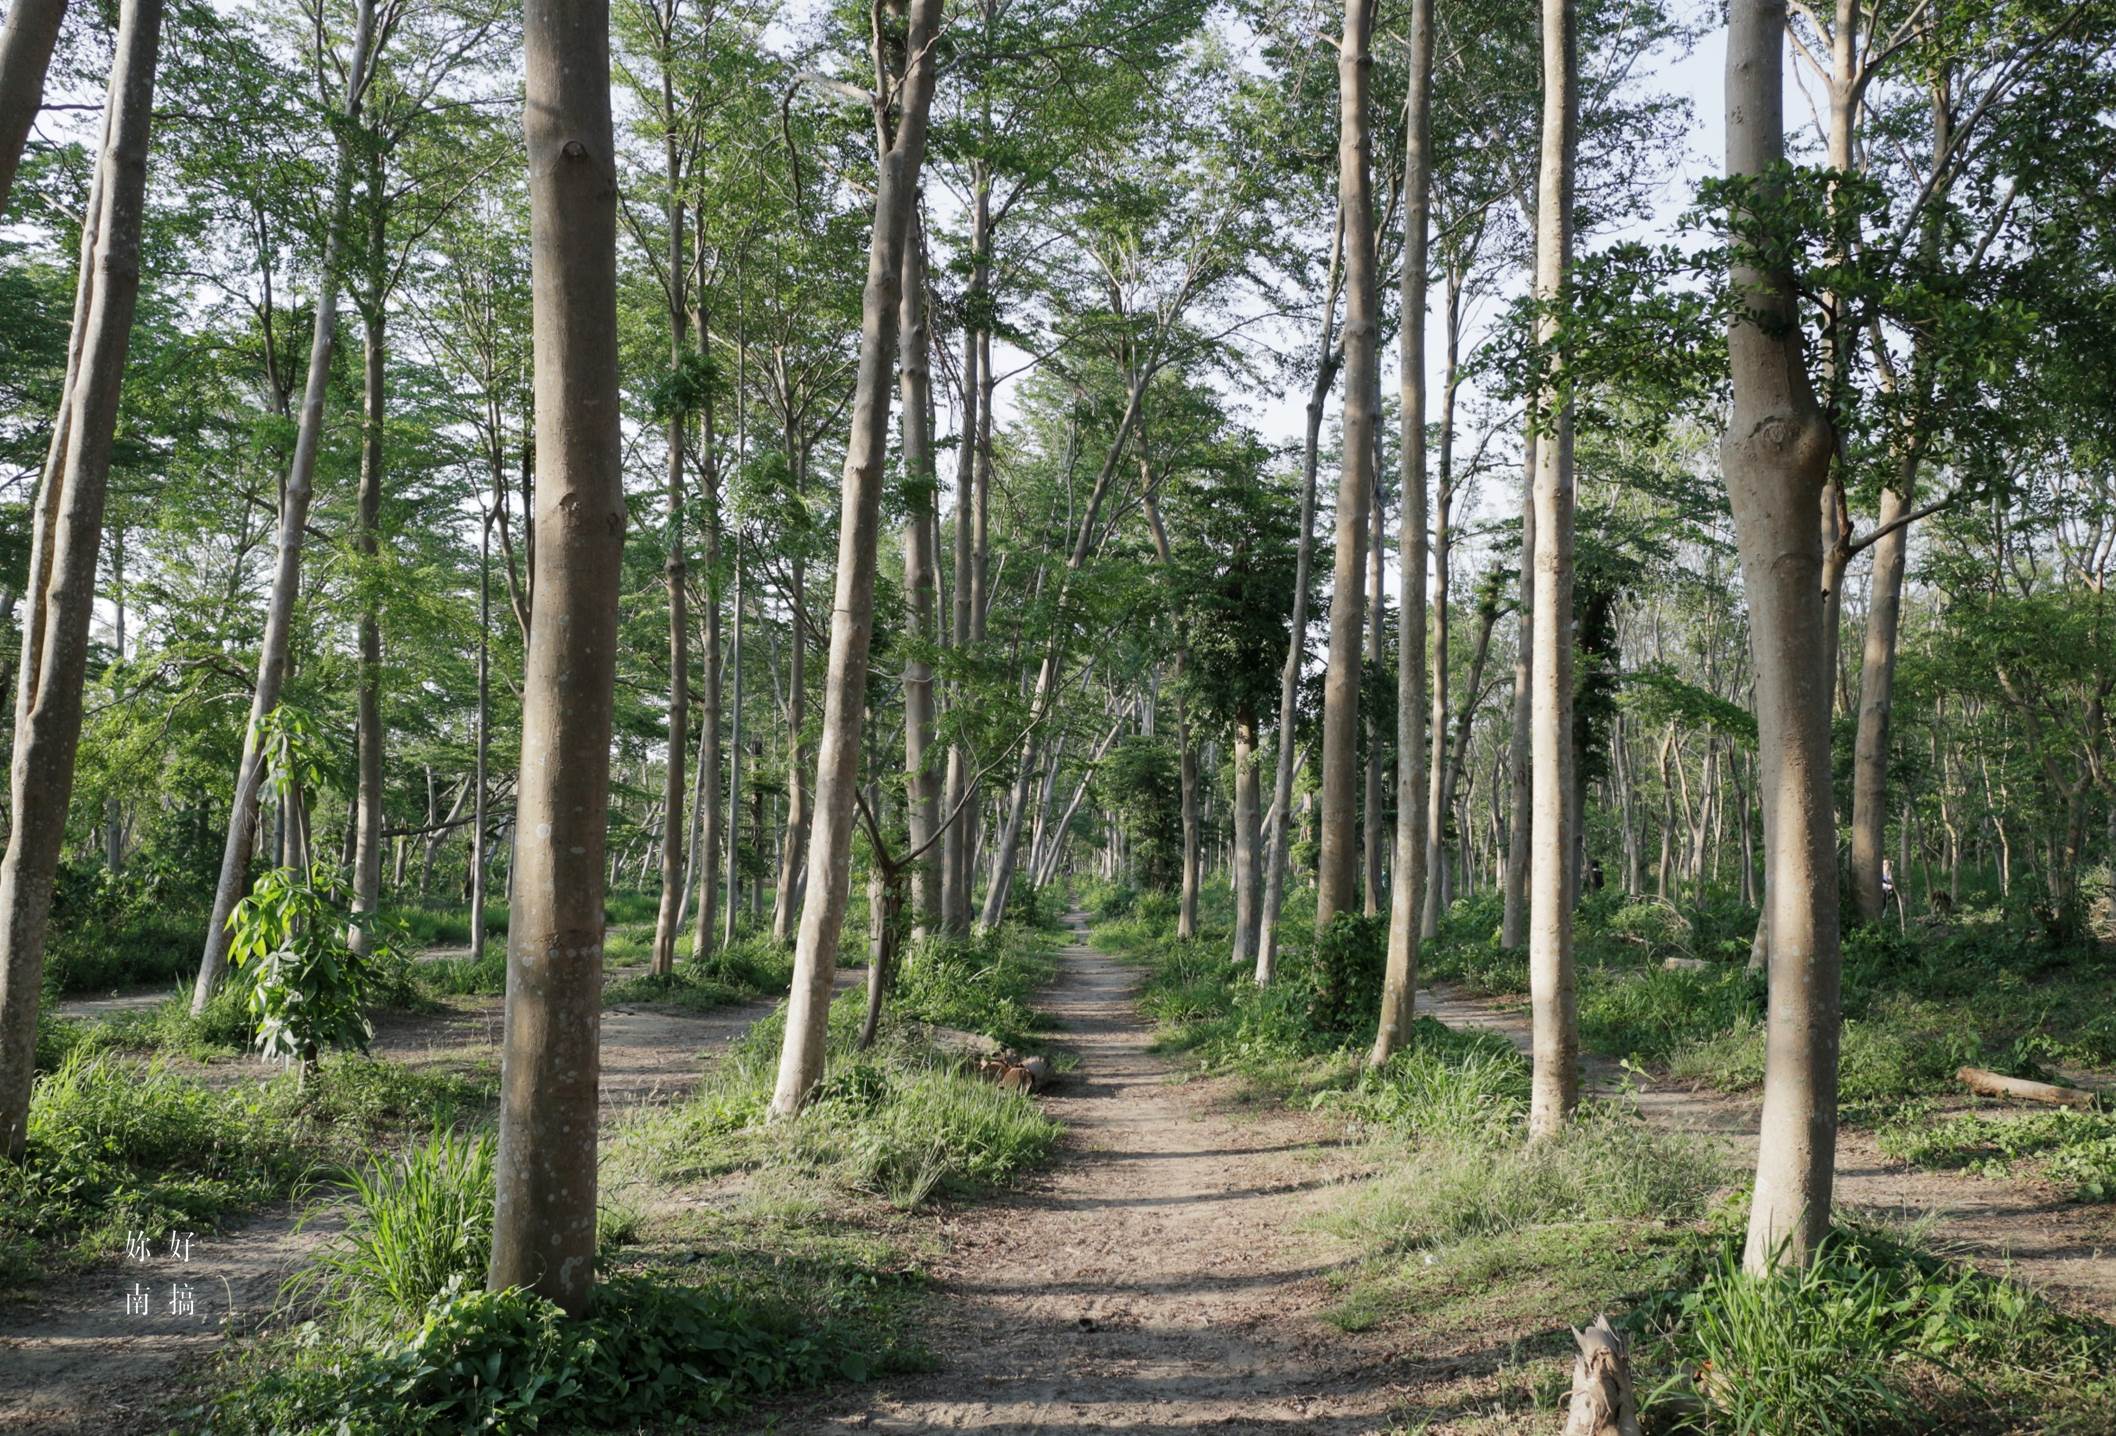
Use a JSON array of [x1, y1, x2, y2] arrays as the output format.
[[1527, 0, 1580, 1140], [471, 511, 491, 961], [650, 52, 689, 976], [768, 0, 942, 1117], [1362, 414, 1385, 917], [193, 1, 377, 1015], [1501, 426, 1536, 949], [0, 0, 65, 219], [691, 307, 724, 958], [1420, 272, 1464, 940], [349, 155, 386, 957], [899, 215, 941, 940], [0, 0, 160, 1157], [1257, 213, 1344, 982], [939, 314, 976, 934], [722, 537, 745, 948], [1724, 0, 1842, 1275], [1232, 706, 1263, 968], [1372, 0, 1431, 1067], [488, 0, 626, 1315], [1316, 0, 1378, 933]]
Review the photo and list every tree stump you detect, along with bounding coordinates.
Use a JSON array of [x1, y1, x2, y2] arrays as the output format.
[[1562, 1314, 1642, 1436]]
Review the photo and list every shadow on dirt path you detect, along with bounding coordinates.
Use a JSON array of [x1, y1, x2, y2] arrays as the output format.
[[778, 914, 1407, 1435]]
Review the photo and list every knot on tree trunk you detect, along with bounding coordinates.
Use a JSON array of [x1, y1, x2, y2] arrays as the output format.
[[1561, 1313, 1642, 1436]]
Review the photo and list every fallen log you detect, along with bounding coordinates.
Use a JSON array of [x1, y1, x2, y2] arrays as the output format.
[[1661, 957, 1711, 972], [1562, 1314, 1642, 1436], [1957, 1066, 2096, 1109]]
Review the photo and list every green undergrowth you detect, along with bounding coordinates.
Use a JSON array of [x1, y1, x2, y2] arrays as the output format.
[[0, 1050, 497, 1292], [609, 983, 1060, 1207], [1877, 1102, 2116, 1201], [1629, 1225, 2116, 1434]]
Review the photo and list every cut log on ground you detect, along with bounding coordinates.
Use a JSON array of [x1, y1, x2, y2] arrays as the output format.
[[1662, 957, 1711, 972], [1562, 1313, 1642, 1436], [1957, 1066, 2096, 1109]]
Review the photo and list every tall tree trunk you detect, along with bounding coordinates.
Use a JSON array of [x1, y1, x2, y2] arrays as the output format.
[[192, 1, 377, 1015], [1851, 69, 1948, 924], [1232, 705, 1263, 966], [692, 308, 724, 958], [772, 443, 809, 946], [768, 0, 942, 1117], [1527, 0, 1580, 1140], [899, 215, 942, 940], [1259, 216, 1343, 981], [1363, 419, 1386, 917], [940, 311, 977, 934], [488, 0, 625, 1315], [1502, 425, 1537, 948], [1372, 0, 1432, 1067], [1421, 274, 1463, 939], [350, 154, 387, 957], [722, 538, 745, 947], [1316, 0, 1378, 933], [0, 0, 160, 1156], [1724, 0, 1841, 1275], [650, 75, 689, 976], [472, 512, 491, 961], [0, 0, 66, 219]]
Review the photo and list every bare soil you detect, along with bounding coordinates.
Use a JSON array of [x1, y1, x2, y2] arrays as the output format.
[[776, 918, 1408, 1434]]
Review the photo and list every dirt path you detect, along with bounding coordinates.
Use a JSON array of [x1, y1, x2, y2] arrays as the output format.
[[0, 980, 827, 1434], [782, 916, 1404, 1435], [1420, 982, 2116, 1320]]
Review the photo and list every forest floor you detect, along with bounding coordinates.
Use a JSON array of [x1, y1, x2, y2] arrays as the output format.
[[1417, 984, 2116, 1322], [0, 974, 854, 1434], [773, 913, 1412, 1434]]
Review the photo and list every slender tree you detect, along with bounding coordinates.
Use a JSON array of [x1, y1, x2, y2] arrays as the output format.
[[192, 0, 382, 1014], [769, 0, 944, 1118], [488, 0, 626, 1313], [0, 0, 163, 1158], [1723, 0, 1841, 1272], [0, 0, 66, 218], [1372, 0, 1433, 1066], [1526, 0, 1580, 1139], [1316, 0, 1379, 931]]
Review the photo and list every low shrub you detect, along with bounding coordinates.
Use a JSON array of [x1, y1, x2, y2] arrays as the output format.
[[0, 1053, 301, 1286], [611, 987, 1060, 1207], [1638, 1227, 2116, 1433], [200, 1270, 915, 1435]]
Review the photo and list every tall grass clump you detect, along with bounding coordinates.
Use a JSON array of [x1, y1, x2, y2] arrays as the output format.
[[288, 1127, 494, 1327], [1334, 1106, 1725, 1254], [1320, 1019, 1531, 1141], [610, 987, 1059, 1207], [1638, 1227, 2116, 1433]]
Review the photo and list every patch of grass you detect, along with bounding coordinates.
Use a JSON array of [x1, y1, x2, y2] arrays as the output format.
[[1578, 964, 1762, 1067], [1877, 1103, 2116, 1200], [1633, 1226, 2116, 1434], [1668, 1000, 1982, 1104], [1325, 1105, 1726, 1257], [196, 1265, 919, 1435], [603, 966, 750, 1010], [418, 947, 507, 996], [889, 925, 1057, 1050], [1317, 1021, 1532, 1141], [611, 988, 1060, 1206], [286, 1127, 495, 1329], [263, 1057, 497, 1135], [0, 1052, 305, 1287]]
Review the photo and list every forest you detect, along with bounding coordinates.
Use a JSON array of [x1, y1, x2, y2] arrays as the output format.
[[1, 0, 2114, 1430]]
